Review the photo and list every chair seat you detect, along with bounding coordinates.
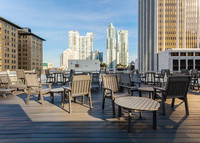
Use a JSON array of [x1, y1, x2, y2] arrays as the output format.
[[105, 92, 130, 99], [0, 88, 15, 93], [30, 88, 50, 94], [10, 84, 26, 89]]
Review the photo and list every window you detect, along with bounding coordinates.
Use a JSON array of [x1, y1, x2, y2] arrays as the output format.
[[173, 60, 178, 71], [171, 52, 179, 56], [180, 52, 186, 56], [180, 60, 186, 70], [195, 60, 200, 70], [195, 52, 200, 56], [188, 52, 193, 56]]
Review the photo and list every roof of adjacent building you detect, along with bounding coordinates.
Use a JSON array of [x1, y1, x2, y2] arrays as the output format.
[[0, 17, 22, 29], [18, 30, 46, 41]]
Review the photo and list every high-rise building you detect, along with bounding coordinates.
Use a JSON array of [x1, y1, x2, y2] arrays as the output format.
[[138, 0, 200, 71], [68, 31, 79, 59], [93, 50, 103, 62], [107, 23, 116, 69], [0, 17, 21, 71], [18, 28, 45, 70], [116, 30, 129, 66], [61, 48, 75, 69]]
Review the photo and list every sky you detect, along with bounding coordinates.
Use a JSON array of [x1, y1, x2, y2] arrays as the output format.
[[0, 0, 138, 67]]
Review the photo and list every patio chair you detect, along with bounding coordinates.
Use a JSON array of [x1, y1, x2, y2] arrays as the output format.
[[35, 68, 42, 83], [0, 78, 15, 98], [16, 69, 25, 84], [190, 69, 199, 90], [0, 74, 26, 91], [181, 69, 189, 75], [154, 76, 190, 116], [25, 74, 51, 105], [63, 75, 92, 113], [102, 74, 131, 115], [155, 69, 165, 86], [119, 74, 138, 95], [91, 72, 100, 91], [45, 69, 55, 83]]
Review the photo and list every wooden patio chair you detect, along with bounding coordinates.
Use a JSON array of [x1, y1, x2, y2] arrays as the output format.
[[91, 72, 100, 91], [25, 74, 51, 105], [16, 69, 25, 84], [45, 69, 55, 83], [63, 75, 92, 113], [119, 74, 138, 95], [154, 76, 190, 116], [0, 78, 15, 98], [0, 74, 26, 91], [102, 74, 131, 115], [155, 69, 165, 86], [35, 68, 42, 83]]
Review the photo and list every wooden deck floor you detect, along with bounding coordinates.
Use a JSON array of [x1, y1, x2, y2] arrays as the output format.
[[0, 86, 200, 143]]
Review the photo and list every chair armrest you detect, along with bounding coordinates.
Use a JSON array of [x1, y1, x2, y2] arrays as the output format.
[[27, 85, 41, 88], [63, 87, 72, 91], [40, 83, 52, 89], [154, 86, 166, 91], [103, 87, 112, 92], [119, 84, 134, 89], [0, 82, 9, 84]]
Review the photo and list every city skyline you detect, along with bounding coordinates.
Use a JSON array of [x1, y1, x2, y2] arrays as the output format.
[[0, 0, 138, 67]]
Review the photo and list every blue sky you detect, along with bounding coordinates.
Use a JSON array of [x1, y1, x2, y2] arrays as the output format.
[[0, 0, 138, 67]]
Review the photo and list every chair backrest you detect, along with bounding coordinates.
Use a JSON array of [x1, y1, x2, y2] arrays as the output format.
[[120, 74, 131, 85], [35, 69, 42, 78], [181, 69, 189, 75], [165, 69, 170, 77], [16, 69, 25, 81], [165, 76, 190, 98], [25, 74, 39, 90], [102, 74, 119, 92], [131, 73, 142, 83], [161, 69, 165, 75], [71, 75, 92, 95], [191, 69, 198, 76], [0, 74, 12, 85], [91, 73, 100, 83]]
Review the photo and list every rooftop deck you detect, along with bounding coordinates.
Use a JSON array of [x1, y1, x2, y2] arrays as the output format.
[[0, 86, 200, 143]]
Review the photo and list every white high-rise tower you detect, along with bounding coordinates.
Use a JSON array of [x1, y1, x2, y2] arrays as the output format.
[[107, 23, 116, 69], [116, 30, 129, 66], [68, 31, 79, 59]]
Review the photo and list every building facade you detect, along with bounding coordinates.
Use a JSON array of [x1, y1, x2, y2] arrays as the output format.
[[138, 0, 200, 71], [18, 28, 45, 70], [93, 50, 103, 62], [107, 23, 116, 69], [0, 17, 21, 71], [61, 48, 75, 69], [116, 30, 129, 66], [68, 31, 79, 59]]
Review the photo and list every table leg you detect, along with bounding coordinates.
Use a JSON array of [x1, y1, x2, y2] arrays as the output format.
[[50, 92, 54, 104], [118, 106, 122, 118], [153, 111, 157, 130], [128, 110, 132, 133]]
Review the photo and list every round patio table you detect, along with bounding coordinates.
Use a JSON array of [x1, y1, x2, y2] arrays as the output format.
[[49, 88, 64, 105], [115, 96, 160, 132]]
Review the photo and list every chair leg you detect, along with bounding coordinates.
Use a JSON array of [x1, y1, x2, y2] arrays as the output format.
[[2, 93, 6, 98], [26, 92, 31, 105], [38, 94, 40, 100], [102, 97, 105, 110], [162, 98, 166, 116], [82, 96, 84, 105], [40, 93, 44, 105], [89, 95, 93, 109], [69, 96, 72, 113], [171, 98, 175, 108], [112, 100, 115, 116], [185, 97, 189, 115]]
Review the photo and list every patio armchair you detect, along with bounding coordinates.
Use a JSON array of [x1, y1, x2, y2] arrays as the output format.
[[35, 68, 42, 83], [102, 74, 131, 115], [45, 69, 55, 83], [155, 69, 165, 86], [91, 72, 100, 91], [0, 74, 26, 91], [63, 75, 92, 113], [16, 69, 25, 84], [119, 74, 138, 95], [154, 76, 190, 116], [25, 74, 51, 105], [0, 78, 15, 98]]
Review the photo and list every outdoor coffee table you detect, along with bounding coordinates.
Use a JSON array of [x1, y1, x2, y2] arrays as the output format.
[[138, 86, 155, 99], [49, 88, 64, 104], [115, 96, 160, 132]]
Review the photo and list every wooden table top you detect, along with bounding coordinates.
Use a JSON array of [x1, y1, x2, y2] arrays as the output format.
[[50, 88, 64, 93], [115, 96, 160, 111], [138, 86, 154, 92]]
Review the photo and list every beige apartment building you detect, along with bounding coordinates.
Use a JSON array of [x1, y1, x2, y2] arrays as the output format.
[[18, 28, 45, 70], [0, 17, 45, 71], [0, 17, 21, 71]]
